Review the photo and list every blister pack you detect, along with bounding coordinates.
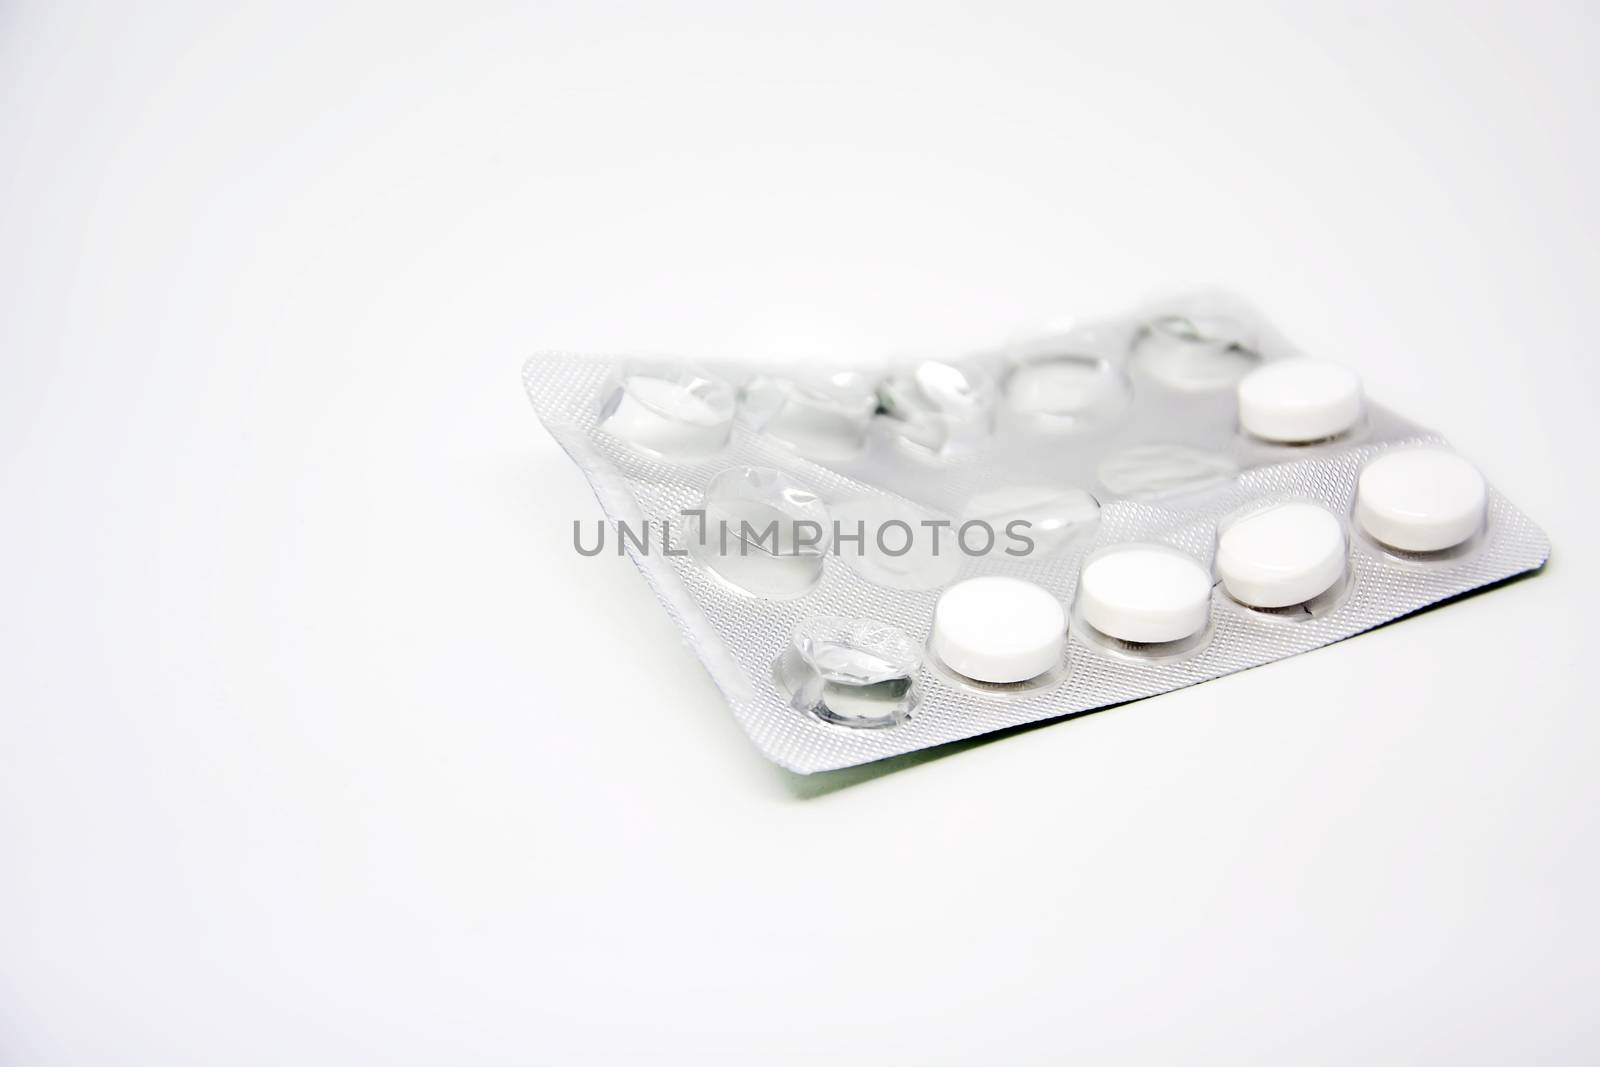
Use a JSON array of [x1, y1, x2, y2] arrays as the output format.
[[523, 295, 1549, 773]]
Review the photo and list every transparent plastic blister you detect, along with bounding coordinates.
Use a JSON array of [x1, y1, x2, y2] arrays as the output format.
[[524, 294, 1550, 773]]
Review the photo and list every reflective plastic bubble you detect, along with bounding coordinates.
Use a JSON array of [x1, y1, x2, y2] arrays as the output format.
[[1131, 313, 1261, 390], [1005, 353, 1130, 426], [742, 370, 878, 459], [963, 485, 1100, 556], [877, 361, 996, 455], [600, 370, 736, 457], [779, 616, 920, 728], [687, 467, 830, 598]]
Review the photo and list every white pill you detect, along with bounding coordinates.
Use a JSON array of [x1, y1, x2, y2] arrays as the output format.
[[932, 576, 1065, 684], [1216, 503, 1346, 608], [1079, 545, 1212, 644], [1237, 358, 1363, 443], [602, 374, 735, 457], [1357, 448, 1487, 552]]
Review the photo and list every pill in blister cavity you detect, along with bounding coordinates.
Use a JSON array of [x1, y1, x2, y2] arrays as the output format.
[[780, 616, 920, 728], [1005, 354, 1129, 424], [600, 371, 736, 457], [831, 497, 962, 590], [1237, 359, 1363, 443], [1357, 448, 1487, 553], [688, 467, 829, 597], [878, 361, 996, 453], [742, 371, 878, 459], [524, 292, 1550, 774], [1079, 545, 1212, 644], [1131, 313, 1261, 390], [932, 576, 1066, 684], [1217, 503, 1346, 608], [963, 485, 1100, 555]]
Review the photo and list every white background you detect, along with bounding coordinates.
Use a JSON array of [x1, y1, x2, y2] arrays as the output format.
[[3, 2, 1598, 1063]]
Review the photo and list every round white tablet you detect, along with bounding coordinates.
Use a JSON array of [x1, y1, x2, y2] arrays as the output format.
[[1357, 448, 1487, 552], [1237, 358, 1363, 443], [1216, 503, 1346, 608], [932, 576, 1066, 684], [1078, 545, 1212, 644], [601, 373, 735, 457]]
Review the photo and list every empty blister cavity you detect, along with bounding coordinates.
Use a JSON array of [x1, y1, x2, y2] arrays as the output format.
[[1131, 312, 1261, 390], [832, 496, 963, 590], [1356, 447, 1487, 554], [1077, 544, 1212, 648], [776, 616, 920, 728], [963, 485, 1100, 556], [931, 576, 1066, 685], [742, 370, 878, 459], [523, 292, 1552, 774], [1216, 502, 1348, 610], [600, 369, 736, 458], [878, 360, 996, 455], [688, 467, 829, 597], [1005, 352, 1130, 428], [1098, 445, 1238, 498], [1238, 358, 1363, 444]]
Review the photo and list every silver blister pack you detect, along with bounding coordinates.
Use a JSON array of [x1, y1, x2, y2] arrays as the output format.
[[523, 295, 1549, 773]]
